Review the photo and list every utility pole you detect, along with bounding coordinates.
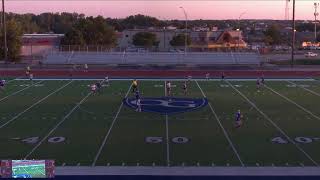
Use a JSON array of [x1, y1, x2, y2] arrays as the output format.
[[291, 0, 295, 68], [2, 0, 7, 63], [180, 7, 188, 55], [314, 2, 319, 42]]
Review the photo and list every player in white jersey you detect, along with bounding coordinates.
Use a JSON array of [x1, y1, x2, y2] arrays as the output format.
[[136, 98, 142, 112], [166, 81, 172, 96]]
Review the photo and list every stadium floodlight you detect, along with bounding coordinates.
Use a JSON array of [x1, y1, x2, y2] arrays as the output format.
[[291, 0, 295, 68]]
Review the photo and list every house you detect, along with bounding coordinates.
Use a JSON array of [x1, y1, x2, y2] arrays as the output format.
[[21, 34, 64, 56], [117, 29, 247, 52]]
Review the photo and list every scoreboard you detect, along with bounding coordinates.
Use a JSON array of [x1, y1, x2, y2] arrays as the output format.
[[0, 160, 55, 178]]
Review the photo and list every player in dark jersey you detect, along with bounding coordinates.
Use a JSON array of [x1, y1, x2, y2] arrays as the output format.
[[261, 76, 265, 87], [221, 72, 225, 81], [256, 78, 261, 91], [135, 90, 141, 101], [182, 81, 187, 95], [235, 110, 242, 128], [95, 81, 102, 93], [0, 80, 5, 91]]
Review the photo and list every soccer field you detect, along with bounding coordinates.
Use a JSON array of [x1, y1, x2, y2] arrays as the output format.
[[1, 78, 320, 167]]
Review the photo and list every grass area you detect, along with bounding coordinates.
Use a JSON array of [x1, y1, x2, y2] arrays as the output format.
[[1, 78, 320, 167]]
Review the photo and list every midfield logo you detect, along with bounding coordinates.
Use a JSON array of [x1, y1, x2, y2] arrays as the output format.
[[123, 97, 208, 115]]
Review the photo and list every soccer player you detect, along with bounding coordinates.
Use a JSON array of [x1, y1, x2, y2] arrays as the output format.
[[136, 98, 142, 112], [84, 64, 88, 72], [182, 81, 187, 95], [205, 73, 210, 81], [166, 81, 172, 96], [95, 81, 102, 93], [235, 110, 243, 128], [256, 78, 261, 91], [25, 66, 31, 77], [104, 76, 110, 86], [187, 76, 192, 83], [135, 90, 141, 101], [261, 76, 265, 87], [132, 79, 138, 93], [91, 84, 97, 94], [29, 73, 34, 84], [221, 72, 225, 81], [0, 79, 5, 91]]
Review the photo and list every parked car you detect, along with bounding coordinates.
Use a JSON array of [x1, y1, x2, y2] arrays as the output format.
[[305, 52, 318, 57]]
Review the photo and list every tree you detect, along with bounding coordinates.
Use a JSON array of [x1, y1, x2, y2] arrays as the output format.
[[170, 34, 191, 47], [132, 32, 159, 48], [0, 20, 23, 61], [61, 28, 85, 45], [264, 24, 281, 45]]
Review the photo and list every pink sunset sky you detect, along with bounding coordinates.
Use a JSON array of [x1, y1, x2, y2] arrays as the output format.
[[5, 0, 320, 20]]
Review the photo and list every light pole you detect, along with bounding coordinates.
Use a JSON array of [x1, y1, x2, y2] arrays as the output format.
[[180, 6, 188, 55], [291, 0, 296, 68], [237, 12, 246, 51], [314, 2, 319, 42], [159, 16, 167, 52], [2, 0, 7, 63]]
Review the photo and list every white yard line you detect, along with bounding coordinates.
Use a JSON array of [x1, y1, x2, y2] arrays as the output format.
[[24, 91, 92, 159], [0, 81, 44, 103], [92, 84, 132, 166], [164, 81, 170, 166], [286, 80, 320, 97], [225, 80, 319, 166], [0, 81, 73, 129], [265, 84, 320, 122], [195, 80, 244, 167]]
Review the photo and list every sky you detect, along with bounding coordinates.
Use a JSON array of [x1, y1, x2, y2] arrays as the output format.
[[5, 0, 320, 20]]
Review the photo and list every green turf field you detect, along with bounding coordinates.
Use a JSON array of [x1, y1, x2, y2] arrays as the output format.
[[1, 78, 320, 167]]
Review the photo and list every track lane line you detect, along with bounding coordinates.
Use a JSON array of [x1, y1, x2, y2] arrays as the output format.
[[0, 80, 73, 129], [226, 80, 319, 166], [92, 83, 132, 166], [24, 90, 92, 159], [195, 80, 244, 167]]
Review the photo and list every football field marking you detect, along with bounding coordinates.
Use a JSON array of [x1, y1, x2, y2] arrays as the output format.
[[24, 90, 92, 159], [164, 81, 170, 166], [265, 84, 320, 122], [0, 81, 43, 103], [92, 83, 132, 166], [195, 80, 244, 167], [0, 81, 73, 129], [226, 80, 319, 166], [286, 81, 320, 97]]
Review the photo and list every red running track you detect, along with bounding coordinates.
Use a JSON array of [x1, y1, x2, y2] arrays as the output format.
[[1, 69, 320, 78]]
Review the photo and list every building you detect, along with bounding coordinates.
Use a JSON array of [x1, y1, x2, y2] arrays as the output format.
[[117, 29, 247, 52], [21, 34, 64, 56]]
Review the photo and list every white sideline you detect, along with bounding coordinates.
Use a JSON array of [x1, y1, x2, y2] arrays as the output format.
[[195, 80, 244, 167], [225, 80, 319, 166], [15, 78, 315, 82], [0, 81, 43, 103], [164, 81, 170, 166], [265, 85, 320, 122], [55, 166, 320, 176], [24, 91, 92, 159], [287, 80, 320, 97], [0, 81, 73, 129], [92, 84, 132, 166]]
